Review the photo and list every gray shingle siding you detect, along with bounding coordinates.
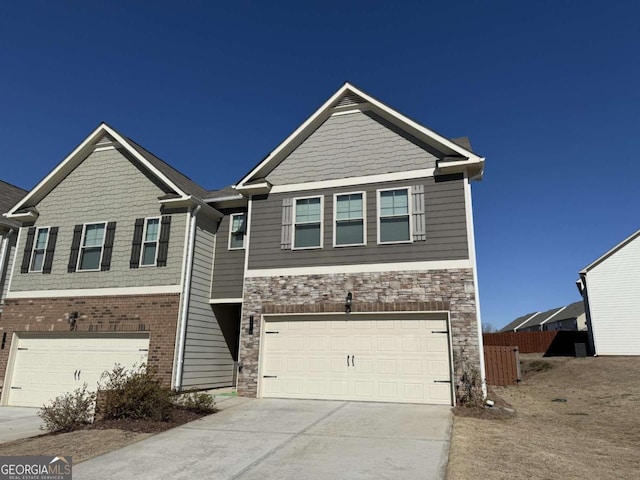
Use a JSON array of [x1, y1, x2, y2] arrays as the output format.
[[264, 111, 441, 185], [211, 208, 246, 300], [248, 176, 468, 270], [181, 215, 235, 389], [10, 148, 187, 291]]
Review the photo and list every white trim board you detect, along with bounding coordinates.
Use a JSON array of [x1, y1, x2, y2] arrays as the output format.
[[209, 298, 243, 304], [245, 259, 472, 278], [7, 285, 182, 299], [269, 168, 435, 194]]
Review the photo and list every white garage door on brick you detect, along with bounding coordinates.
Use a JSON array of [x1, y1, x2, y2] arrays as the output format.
[[260, 314, 453, 405], [6, 333, 150, 407]]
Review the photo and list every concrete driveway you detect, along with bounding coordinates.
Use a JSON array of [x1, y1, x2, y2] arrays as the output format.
[[0, 406, 43, 443], [75, 398, 452, 480]]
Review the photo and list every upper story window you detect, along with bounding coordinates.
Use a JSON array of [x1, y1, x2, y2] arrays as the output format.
[[334, 192, 365, 247], [29, 227, 50, 272], [293, 196, 323, 249], [378, 188, 411, 244], [140, 218, 160, 266], [78, 222, 106, 271], [229, 213, 246, 250]]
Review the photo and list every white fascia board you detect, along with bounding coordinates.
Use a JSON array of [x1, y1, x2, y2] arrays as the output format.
[[236, 83, 483, 189], [7, 123, 191, 218], [209, 298, 243, 304], [539, 306, 567, 326], [245, 259, 472, 278], [234, 182, 272, 195], [158, 195, 223, 219], [6, 123, 107, 217], [270, 168, 436, 194], [513, 312, 540, 332], [7, 285, 182, 298], [236, 84, 353, 188], [579, 228, 640, 274]]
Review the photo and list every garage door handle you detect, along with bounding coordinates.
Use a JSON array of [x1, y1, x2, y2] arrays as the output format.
[[352, 355, 355, 367]]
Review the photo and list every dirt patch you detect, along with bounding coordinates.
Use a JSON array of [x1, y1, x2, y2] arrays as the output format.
[[452, 388, 514, 420], [447, 355, 640, 480], [0, 407, 211, 463], [0, 430, 151, 463]]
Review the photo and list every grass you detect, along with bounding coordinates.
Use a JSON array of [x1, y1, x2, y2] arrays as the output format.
[[447, 354, 640, 480]]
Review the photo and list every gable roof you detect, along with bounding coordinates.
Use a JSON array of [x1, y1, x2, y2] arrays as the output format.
[[235, 82, 484, 191], [500, 301, 585, 332], [579, 228, 640, 274], [6, 123, 218, 220]]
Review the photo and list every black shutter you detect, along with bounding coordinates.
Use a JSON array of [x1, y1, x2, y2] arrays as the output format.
[[20, 227, 36, 273], [42, 227, 58, 274], [129, 218, 144, 269], [157, 216, 171, 267], [100, 222, 117, 271], [68, 225, 83, 273]]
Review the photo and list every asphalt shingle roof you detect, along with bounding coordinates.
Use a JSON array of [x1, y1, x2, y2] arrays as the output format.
[[0, 180, 27, 215]]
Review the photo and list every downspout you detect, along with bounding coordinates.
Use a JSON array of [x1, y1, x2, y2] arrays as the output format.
[[0, 230, 15, 309], [174, 205, 201, 390]]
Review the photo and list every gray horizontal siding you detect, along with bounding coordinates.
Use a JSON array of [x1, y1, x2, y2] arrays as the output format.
[[211, 208, 246, 299], [10, 148, 186, 291], [265, 111, 442, 185], [181, 215, 235, 390], [248, 176, 468, 270]]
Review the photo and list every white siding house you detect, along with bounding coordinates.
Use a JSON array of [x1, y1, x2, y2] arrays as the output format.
[[577, 229, 640, 356]]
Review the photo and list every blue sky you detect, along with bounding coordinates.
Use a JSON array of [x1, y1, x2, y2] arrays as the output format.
[[1, 1, 638, 328]]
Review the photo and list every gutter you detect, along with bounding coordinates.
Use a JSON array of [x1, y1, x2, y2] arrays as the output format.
[[174, 204, 201, 390]]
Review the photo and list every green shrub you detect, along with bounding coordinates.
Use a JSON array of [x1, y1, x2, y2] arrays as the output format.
[[38, 384, 96, 432], [98, 364, 173, 422], [175, 390, 217, 414]]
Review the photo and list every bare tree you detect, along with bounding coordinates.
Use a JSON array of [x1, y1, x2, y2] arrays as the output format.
[[482, 322, 497, 333]]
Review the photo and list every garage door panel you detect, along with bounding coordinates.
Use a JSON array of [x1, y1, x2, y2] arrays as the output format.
[[7, 334, 149, 407], [261, 316, 453, 405]]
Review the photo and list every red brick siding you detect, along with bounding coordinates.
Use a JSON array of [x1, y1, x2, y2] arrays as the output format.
[[0, 294, 180, 392]]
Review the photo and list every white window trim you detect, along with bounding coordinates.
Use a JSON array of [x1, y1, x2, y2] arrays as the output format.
[[292, 195, 324, 250], [140, 217, 160, 267], [28, 226, 50, 273], [228, 212, 246, 250], [376, 187, 413, 245], [77, 221, 107, 272], [333, 191, 366, 247]]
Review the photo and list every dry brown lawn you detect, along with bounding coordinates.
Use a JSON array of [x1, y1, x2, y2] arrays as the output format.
[[447, 355, 640, 480], [0, 430, 151, 463]]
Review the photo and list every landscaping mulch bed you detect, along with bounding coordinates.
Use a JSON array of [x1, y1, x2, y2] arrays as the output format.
[[89, 407, 208, 433]]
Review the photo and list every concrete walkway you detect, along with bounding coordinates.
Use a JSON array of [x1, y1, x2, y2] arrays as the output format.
[[0, 406, 43, 443], [75, 398, 452, 480]]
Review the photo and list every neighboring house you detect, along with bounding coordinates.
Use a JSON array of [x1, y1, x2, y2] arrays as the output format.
[[577, 229, 640, 356], [0, 180, 28, 314], [499, 301, 586, 332], [1, 82, 487, 408], [0, 125, 236, 407], [232, 83, 486, 405]]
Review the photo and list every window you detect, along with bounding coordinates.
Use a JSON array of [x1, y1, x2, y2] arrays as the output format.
[[378, 188, 411, 243], [140, 218, 160, 266], [293, 196, 322, 249], [29, 227, 49, 272], [78, 223, 106, 271], [334, 193, 365, 246], [229, 213, 246, 250]]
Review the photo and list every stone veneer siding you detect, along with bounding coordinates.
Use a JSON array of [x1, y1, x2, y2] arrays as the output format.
[[237, 269, 480, 399], [0, 294, 180, 393]]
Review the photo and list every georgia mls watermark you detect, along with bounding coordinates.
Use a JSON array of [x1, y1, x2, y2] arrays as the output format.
[[0, 456, 72, 480]]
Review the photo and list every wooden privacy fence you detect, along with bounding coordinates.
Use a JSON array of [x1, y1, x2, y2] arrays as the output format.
[[484, 346, 521, 386], [483, 331, 558, 353]]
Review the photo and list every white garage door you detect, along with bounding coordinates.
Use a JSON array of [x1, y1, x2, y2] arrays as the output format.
[[6, 333, 150, 407], [260, 314, 452, 405]]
